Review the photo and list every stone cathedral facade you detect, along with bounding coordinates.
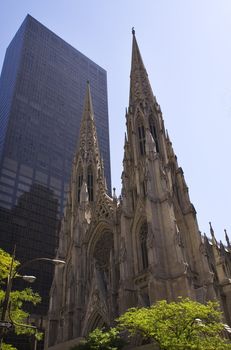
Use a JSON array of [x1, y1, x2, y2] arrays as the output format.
[[46, 31, 231, 349]]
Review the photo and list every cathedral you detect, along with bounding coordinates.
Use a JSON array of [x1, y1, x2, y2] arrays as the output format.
[[46, 30, 231, 349]]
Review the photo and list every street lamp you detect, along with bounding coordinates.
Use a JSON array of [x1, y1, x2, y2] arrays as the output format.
[[22, 275, 37, 283], [0, 246, 65, 349]]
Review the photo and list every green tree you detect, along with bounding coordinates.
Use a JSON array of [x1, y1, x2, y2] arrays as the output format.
[[1, 343, 17, 350], [117, 297, 231, 350], [0, 248, 42, 349], [71, 327, 125, 350]]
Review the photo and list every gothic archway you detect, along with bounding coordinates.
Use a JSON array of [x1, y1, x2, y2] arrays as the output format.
[[93, 231, 113, 276], [85, 311, 108, 334]]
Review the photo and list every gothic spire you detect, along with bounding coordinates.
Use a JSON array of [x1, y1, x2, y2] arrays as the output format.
[[129, 29, 155, 106], [78, 81, 101, 165], [74, 82, 106, 204]]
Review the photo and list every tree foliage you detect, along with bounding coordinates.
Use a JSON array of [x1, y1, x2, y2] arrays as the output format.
[[117, 297, 231, 350], [0, 249, 19, 282], [71, 327, 125, 350], [1, 343, 17, 350], [71, 298, 231, 350], [0, 248, 42, 349]]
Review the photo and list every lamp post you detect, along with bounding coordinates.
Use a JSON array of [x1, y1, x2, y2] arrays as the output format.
[[0, 247, 65, 349]]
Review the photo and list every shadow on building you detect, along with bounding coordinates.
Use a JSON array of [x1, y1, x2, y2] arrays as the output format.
[[0, 183, 60, 349]]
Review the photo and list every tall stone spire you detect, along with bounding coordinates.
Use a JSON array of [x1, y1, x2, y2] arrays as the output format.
[[119, 29, 217, 307], [129, 28, 155, 106], [77, 81, 101, 165], [70, 82, 106, 211]]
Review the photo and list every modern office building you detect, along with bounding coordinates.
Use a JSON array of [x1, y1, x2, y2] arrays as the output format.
[[0, 13, 111, 320]]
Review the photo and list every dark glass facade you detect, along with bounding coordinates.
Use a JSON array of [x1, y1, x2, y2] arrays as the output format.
[[0, 14, 111, 341], [0, 15, 111, 213]]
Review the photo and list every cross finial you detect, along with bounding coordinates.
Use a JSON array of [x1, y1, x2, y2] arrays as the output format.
[[132, 27, 135, 35]]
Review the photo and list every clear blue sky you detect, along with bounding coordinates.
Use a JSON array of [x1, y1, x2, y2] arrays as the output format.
[[1, 1, 231, 242]]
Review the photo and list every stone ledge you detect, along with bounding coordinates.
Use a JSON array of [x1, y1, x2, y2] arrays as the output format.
[[47, 339, 159, 350], [47, 337, 84, 350]]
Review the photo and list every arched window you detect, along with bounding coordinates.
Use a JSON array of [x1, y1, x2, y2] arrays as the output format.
[[87, 166, 94, 201], [93, 231, 113, 276], [139, 222, 148, 270], [77, 170, 83, 202], [137, 121, 146, 156], [87, 312, 108, 334], [149, 117, 159, 152]]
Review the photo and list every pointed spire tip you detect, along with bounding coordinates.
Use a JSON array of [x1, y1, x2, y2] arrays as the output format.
[[225, 229, 230, 247], [132, 27, 135, 35]]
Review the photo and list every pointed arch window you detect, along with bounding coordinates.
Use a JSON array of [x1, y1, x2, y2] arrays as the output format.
[[93, 231, 113, 277], [139, 222, 148, 270], [149, 117, 159, 152], [87, 166, 94, 201], [77, 169, 83, 202], [137, 120, 146, 156]]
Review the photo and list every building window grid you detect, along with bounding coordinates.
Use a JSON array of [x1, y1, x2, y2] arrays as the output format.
[[0, 184, 14, 195]]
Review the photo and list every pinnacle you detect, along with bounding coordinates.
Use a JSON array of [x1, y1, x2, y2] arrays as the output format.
[[84, 80, 94, 117], [225, 229, 230, 248], [129, 31, 154, 106], [209, 221, 217, 246], [78, 82, 100, 161], [73, 82, 107, 201]]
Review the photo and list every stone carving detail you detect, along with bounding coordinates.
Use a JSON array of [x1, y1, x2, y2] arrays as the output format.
[[93, 191, 114, 221], [93, 231, 113, 276], [183, 261, 189, 275], [160, 167, 168, 192], [92, 291, 99, 306], [79, 118, 99, 164], [207, 271, 215, 284], [131, 65, 152, 103], [95, 202, 111, 220], [174, 222, 183, 247]]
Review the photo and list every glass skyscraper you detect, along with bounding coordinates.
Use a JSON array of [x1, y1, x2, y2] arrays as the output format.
[[0, 13, 111, 324]]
